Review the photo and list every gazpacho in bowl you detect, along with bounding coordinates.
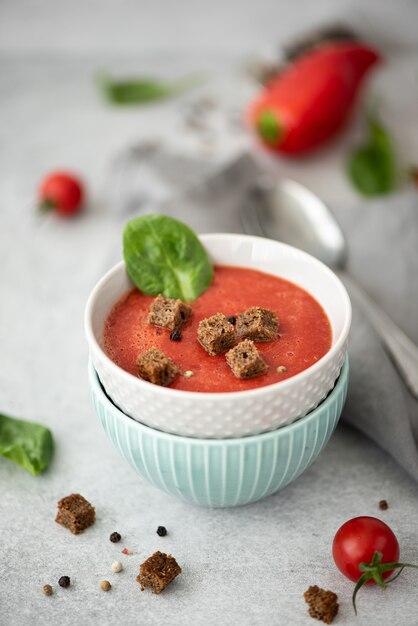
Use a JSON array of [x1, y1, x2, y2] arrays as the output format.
[[85, 215, 351, 438], [103, 265, 332, 393]]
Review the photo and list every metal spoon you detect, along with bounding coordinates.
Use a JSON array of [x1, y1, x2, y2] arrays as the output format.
[[241, 176, 418, 398]]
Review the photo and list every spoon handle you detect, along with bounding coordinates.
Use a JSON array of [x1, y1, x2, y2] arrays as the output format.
[[339, 270, 418, 399]]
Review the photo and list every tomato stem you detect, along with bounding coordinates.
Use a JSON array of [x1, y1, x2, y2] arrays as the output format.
[[38, 198, 56, 214], [352, 573, 368, 615], [352, 551, 418, 615]]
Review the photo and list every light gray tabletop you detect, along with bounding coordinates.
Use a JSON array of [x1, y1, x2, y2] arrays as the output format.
[[1, 2, 418, 625]]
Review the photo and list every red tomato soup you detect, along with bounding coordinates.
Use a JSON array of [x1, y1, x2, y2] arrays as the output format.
[[103, 266, 332, 393]]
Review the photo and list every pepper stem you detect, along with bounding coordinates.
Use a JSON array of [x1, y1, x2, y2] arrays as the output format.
[[257, 110, 282, 144]]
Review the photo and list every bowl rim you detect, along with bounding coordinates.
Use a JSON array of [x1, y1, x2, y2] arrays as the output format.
[[85, 232, 351, 401], [89, 356, 349, 445]]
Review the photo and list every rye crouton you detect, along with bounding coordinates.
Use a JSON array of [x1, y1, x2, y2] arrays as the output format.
[[137, 348, 179, 386], [137, 551, 181, 594], [304, 586, 339, 624], [147, 295, 192, 331], [197, 313, 236, 355], [225, 339, 268, 379], [55, 494, 96, 535], [236, 306, 278, 342]]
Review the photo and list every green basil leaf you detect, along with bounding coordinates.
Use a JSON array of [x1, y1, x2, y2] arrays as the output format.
[[347, 115, 396, 197], [98, 73, 203, 105], [0, 413, 54, 476], [123, 214, 214, 301]]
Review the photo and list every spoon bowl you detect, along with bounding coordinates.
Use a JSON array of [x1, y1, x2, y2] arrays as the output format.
[[241, 177, 347, 268], [241, 175, 418, 399]]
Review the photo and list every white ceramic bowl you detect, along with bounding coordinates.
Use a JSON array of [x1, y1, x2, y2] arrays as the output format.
[[85, 234, 351, 438]]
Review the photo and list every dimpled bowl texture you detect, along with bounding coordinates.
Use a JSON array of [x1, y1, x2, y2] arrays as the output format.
[[89, 357, 349, 508], [85, 234, 351, 438]]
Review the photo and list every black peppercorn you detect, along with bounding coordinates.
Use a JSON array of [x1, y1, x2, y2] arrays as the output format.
[[170, 330, 182, 341], [110, 531, 122, 543], [379, 499, 389, 510], [227, 316, 236, 326], [156, 526, 167, 537], [58, 576, 70, 588]]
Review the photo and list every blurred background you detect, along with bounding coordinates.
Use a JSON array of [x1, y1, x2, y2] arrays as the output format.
[[2, 0, 418, 216]]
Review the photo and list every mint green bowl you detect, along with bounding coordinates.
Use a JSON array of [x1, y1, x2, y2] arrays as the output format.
[[89, 358, 348, 507]]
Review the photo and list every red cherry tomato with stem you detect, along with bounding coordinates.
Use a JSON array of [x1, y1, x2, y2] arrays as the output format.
[[333, 516, 399, 583], [38, 171, 84, 217], [332, 516, 417, 614]]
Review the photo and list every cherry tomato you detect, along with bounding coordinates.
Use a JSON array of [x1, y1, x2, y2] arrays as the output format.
[[333, 516, 399, 584], [39, 171, 84, 217]]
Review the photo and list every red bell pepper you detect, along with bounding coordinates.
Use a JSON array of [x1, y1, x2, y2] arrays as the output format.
[[247, 42, 381, 156]]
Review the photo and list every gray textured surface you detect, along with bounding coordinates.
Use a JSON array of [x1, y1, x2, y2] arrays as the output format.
[[1, 1, 418, 624]]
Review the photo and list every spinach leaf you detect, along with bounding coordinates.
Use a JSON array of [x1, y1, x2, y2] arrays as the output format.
[[347, 115, 396, 196], [0, 413, 54, 476], [123, 214, 214, 301], [98, 73, 203, 105]]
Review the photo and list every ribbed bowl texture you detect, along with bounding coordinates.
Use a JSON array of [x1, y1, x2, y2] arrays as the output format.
[[89, 357, 349, 507]]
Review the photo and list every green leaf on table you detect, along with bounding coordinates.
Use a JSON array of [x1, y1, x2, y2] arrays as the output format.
[[98, 73, 203, 105], [0, 413, 54, 476], [123, 214, 214, 301], [347, 114, 396, 197]]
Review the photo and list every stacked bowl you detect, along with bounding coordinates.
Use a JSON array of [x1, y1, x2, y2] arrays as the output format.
[[85, 234, 351, 507]]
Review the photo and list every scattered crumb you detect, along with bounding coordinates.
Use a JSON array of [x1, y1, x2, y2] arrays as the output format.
[[55, 493, 95, 535], [304, 585, 339, 624], [42, 585, 53, 596], [183, 370, 194, 378], [136, 551, 181, 594], [277, 365, 287, 373], [379, 499, 389, 510]]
